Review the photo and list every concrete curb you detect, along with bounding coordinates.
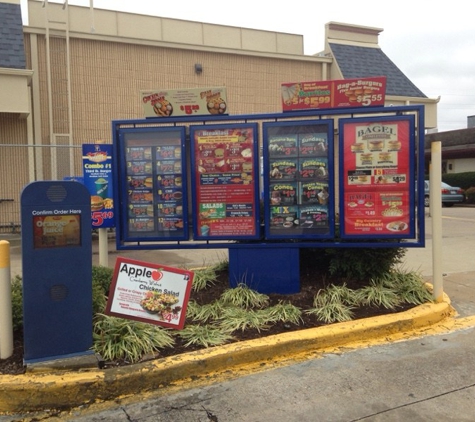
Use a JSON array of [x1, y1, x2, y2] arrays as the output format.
[[0, 299, 457, 414]]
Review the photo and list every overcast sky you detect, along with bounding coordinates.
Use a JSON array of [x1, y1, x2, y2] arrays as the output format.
[[20, 0, 475, 132]]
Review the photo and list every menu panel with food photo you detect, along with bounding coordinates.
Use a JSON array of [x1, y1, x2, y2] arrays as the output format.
[[191, 124, 260, 240], [339, 117, 415, 238], [106, 257, 194, 330], [268, 135, 298, 157], [121, 128, 188, 241], [263, 121, 334, 239], [141, 87, 227, 118], [82, 143, 115, 228]]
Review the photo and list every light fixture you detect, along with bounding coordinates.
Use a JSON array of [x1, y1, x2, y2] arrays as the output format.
[[194, 63, 203, 75]]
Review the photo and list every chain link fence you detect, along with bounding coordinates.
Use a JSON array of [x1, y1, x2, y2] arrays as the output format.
[[0, 144, 83, 234]]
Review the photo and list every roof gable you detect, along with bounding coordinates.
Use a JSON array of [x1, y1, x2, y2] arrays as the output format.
[[0, 2, 26, 69], [329, 43, 426, 98]]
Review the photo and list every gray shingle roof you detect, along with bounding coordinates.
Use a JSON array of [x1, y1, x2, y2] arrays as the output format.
[[0, 2, 26, 69], [329, 43, 426, 98], [425, 127, 475, 149]]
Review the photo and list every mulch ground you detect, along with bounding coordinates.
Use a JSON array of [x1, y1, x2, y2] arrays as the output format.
[[0, 259, 416, 375]]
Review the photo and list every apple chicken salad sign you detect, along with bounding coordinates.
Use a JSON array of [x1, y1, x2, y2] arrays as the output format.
[[105, 257, 193, 329], [340, 117, 414, 238], [191, 125, 260, 240]]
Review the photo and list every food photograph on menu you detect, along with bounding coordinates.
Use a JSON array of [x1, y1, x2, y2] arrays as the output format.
[[121, 128, 188, 241], [190, 124, 260, 240], [339, 116, 416, 238], [263, 121, 334, 239]]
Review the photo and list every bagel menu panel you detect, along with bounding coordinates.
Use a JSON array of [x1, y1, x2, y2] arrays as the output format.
[[340, 117, 414, 238]]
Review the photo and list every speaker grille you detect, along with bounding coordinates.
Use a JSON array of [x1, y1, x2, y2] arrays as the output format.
[[50, 284, 69, 301], [46, 185, 68, 202]]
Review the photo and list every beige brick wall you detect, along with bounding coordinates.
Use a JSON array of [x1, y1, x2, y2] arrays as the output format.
[[0, 33, 324, 229]]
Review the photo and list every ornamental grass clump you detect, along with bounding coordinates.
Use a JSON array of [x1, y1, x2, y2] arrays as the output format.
[[220, 283, 269, 309], [217, 307, 271, 333], [263, 301, 303, 325], [383, 271, 433, 305], [354, 279, 401, 310], [192, 266, 218, 292], [187, 300, 226, 323], [176, 325, 234, 348], [305, 284, 357, 323], [93, 314, 175, 363]]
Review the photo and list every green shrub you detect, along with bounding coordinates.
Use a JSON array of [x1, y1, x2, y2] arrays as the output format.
[[92, 265, 113, 316], [325, 247, 406, 281], [92, 282, 108, 316], [92, 265, 113, 294], [442, 172, 475, 191], [11, 275, 23, 332], [465, 186, 475, 204]]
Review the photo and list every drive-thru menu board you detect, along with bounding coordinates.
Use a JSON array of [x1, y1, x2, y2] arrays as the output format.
[[120, 128, 188, 240], [339, 116, 415, 238], [263, 121, 334, 239], [190, 124, 260, 240]]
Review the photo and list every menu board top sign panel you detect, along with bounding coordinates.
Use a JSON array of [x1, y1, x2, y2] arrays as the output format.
[[339, 115, 415, 239], [190, 124, 260, 240], [281, 76, 386, 112], [119, 127, 189, 242], [141, 87, 228, 118], [263, 120, 334, 240]]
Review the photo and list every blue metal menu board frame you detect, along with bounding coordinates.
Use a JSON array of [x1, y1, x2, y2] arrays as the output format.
[[190, 123, 261, 240], [338, 115, 416, 240], [116, 127, 188, 241], [112, 104, 426, 251], [263, 120, 335, 240]]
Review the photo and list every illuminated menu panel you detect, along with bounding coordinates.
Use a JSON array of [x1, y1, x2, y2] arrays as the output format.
[[190, 124, 260, 240], [121, 128, 188, 241], [339, 116, 415, 238], [263, 121, 334, 239]]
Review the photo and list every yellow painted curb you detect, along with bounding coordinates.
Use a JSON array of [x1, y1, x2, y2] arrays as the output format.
[[0, 299, 459, 414]]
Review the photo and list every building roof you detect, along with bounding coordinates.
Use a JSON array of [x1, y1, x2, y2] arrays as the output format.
[[425, 127, 475, 159], [329, 43, 426, 98], [0, 2, 26, 69], [426, 127, 475, 148]]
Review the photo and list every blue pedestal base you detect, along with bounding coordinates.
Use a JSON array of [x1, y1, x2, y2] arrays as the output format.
[[228, 247, 300, 294]]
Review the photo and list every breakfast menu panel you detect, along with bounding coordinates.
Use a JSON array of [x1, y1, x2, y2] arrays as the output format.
[[264, 122, 333, 239], [122, 128, 188, 240], [340, 117, 414, 237], [191, 124, 260, 240]]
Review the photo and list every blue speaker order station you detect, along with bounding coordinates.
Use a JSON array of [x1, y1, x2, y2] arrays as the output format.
[[21, 181, 93, 363]]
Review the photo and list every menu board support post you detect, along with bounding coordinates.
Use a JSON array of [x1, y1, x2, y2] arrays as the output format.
[[228, 247, 300, 294], [98, 228, 109, 267]]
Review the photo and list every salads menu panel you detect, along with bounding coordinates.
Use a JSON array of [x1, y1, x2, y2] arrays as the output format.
[[340, 117, 415, 238], [191, 124, 260, 240], [264, 121, 334, 239], [121, 128, 188, 240]]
